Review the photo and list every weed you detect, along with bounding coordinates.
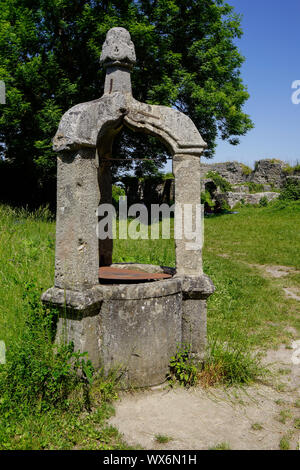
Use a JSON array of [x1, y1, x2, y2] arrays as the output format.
[[275, 384, 286, 392], [168, 341, 264, 388], [275, 399, 286, 406], [199, 342, 265, 387], [251, 423, 263, 431], [279, 436, 290, 450], [155, 434, 173, 444], [278, 368, 291, 375], [209, 442, 231, 450], [295, 400, 300, 408], [294, 419, 300, 429], [277, 410, 292, 424], [168, 344, 199, 387]]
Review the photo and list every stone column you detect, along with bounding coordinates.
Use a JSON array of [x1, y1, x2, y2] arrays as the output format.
[[173, 154, 214, 359], [55, 148, 100, 291], [180, 275, 214, 359], [173, 154, 203, 276]]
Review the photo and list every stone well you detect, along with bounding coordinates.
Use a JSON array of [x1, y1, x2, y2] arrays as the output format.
[[42, 28, 214, 387]]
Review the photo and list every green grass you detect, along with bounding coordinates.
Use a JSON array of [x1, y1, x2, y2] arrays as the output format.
[[279, 436, 290, 450], [0, 201, 300, 448], [251, 423, 263, 431], [209, 442, 231, 450], [154, 434, 173, 444]]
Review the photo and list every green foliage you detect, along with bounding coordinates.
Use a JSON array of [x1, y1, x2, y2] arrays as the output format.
[[279, 178, 300, 202], [0, 203, 300, 447], [279, 437, 290, 450], [206, 171, 232, 192], [200, 341, 264, 387], [112, 184, 126, 210], [162, 172, 174, 180], [0, 281, 94, 416], [294, 418, 300, 429], [169, 344, 199, 387], [251, 423, 263, 431], [155, 434, 173, 444], [259, 196, 269, 207], [217, 198, 231, 213], [201, 190, 215, 210], [282, 164, 294, 175], [0, 0, 253, 206], [169, 341, 263, 388], [293, 164, 300, 173], [209, 442, 231, 450], [241, 164, 252, 176], [246, 182, 265, 193]]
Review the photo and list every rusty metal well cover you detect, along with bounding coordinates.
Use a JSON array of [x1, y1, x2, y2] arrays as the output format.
[[98, 266, 172, 283]]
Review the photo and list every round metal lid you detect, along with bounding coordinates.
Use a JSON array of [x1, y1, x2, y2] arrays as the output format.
[[98, 266, 172, 283]]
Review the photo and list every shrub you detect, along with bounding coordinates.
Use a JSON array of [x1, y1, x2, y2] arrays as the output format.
[[293, 164, 300, 174], [205, 171, 232, 192], [259, 196, 269, 207], [216, 198, 231, 213], [282, 164, 294, 175], [241, 164, 252, 176], [112, 185, 126, 204], [201, 190, 215, 211], [279, 178, 300, 201], [168, 344, 199, 387]]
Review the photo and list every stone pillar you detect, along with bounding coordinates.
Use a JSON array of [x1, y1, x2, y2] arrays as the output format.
[[173, 154, 203, 276], [55, 148, 100, 290], [173, 154, 214, 358], [180, 276, 214, 359]]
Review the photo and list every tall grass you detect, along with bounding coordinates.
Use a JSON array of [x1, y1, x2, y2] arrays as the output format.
[[0, 201, 299, 448]]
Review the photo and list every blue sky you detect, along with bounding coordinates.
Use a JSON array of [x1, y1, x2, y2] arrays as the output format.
[[213, 0, 300, 167], [165, 0, 300, 171]]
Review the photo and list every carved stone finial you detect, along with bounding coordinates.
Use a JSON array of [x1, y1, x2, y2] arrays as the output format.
[[100, 27, 136, 68]]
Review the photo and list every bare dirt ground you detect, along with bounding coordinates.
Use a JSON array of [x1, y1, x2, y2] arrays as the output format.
[[109, 263, 300, 450], [110, 344, 300, 450]]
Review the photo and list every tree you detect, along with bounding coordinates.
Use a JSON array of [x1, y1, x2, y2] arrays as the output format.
[[0, 0, 253, 207]]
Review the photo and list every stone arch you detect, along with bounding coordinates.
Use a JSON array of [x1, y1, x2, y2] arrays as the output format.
[[42, 27, 215, 386]]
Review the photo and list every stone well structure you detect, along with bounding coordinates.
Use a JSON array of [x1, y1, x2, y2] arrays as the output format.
[[42, 28, 214, 387]]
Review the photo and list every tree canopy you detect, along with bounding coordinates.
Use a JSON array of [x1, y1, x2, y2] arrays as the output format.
[[0, 0, 253, 206]]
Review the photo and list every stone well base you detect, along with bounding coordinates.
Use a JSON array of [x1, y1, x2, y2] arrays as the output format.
[[42, 264, 214, 388]]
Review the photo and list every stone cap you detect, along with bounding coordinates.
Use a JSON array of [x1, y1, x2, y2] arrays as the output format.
[[100, 27, 136, 68]]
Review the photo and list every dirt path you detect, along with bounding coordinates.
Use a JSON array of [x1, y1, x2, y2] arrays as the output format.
[[110, 262, 300, 450], [110, 345, 300, 450]]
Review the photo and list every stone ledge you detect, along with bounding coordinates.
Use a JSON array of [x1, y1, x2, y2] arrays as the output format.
[[42, 273, 215, 314], [180, 274, 215, 299]]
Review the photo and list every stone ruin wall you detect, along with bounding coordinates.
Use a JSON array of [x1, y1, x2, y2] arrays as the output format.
[[123, 159, 293, 208]]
